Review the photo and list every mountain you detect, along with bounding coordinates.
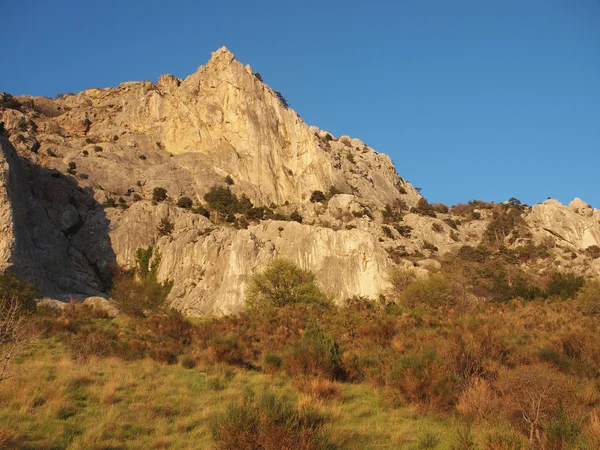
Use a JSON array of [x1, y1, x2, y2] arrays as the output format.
[[1, 47, 599, 315]]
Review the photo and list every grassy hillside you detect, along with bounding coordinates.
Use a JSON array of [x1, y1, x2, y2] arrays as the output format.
[[1, 252, 600, 449]]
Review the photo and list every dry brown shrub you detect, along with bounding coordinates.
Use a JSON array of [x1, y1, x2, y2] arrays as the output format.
[[296, 377, 341, 400], [456, 378, 499, 421], [498, 364, 581, 445]]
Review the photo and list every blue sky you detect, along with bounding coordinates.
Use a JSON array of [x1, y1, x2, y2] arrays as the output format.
[[3, 0, 599, 207]]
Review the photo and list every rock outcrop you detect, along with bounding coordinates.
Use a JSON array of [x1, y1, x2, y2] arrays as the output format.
[[527, 199, 600, 250]]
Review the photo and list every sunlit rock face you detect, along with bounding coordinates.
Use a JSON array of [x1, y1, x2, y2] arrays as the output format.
[[1, 48, 598, 315]]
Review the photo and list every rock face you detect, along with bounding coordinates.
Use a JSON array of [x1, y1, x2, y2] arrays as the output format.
[[1, 48, 599, 315], [527, 199, 600, 250]]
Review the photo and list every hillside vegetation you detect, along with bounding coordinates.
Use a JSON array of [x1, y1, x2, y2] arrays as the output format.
[[1, 248, 600, 449]]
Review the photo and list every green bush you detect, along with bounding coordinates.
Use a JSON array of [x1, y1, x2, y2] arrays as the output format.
[[246, 259, 327, 310], [152, 187, 167, 203], [157, 218, 174, 236], [545, 272, 584, 299], [204, 185, 253, 216], [410, 198, 437, 218], [290, 210, 303, 223], [0, 270, 38, 311], [310, 191, 326, 203], [176, 196, 193, 209], [576, 279, 600, 316], [399, 274, 453, 309], [110, 247, 173, 318], [283, 324, 344, 380], [0, 93, 22, 110]]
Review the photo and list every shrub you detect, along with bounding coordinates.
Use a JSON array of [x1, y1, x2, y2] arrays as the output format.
[[399, 274, 453, 309], [246, 259, 327, 310], [132, 193, 142, 202], [584, 245, 600, 259], [283, 324, 344, 380], [274, 91, 289, 109], [157, 218, 174, 236], [224, 175, 234, 185], [456, 378, 499, 422], [498, 364, 578, 445], [191, 205, 210, 217], [0, 270, 38, 311], [393, 224, 412, 238], [67, 161, 77, 175], [410, 198, 437, 218], [181, 356, 196, 369], [82, 150, 88, 156], [204, 185, 250, 215], [152, 187, 167, 203], [576, 279, 600, 316], [444, 218, 459, 230], [246, 207, 265, 221], [93, 145, 102, 152], [67, 328, 118, 362], [110, 247, 173, 318], [545, 272, 584, 299], [310, 191, 326, 203], [208, 335, 244, 365], [0, 92, 21, 109], [290, 210, 303, 223], [387, 268, 417, 301], [381, 226, 394, 239], [262, 352, 282, 374], [138, 154, 146, 160], [432, 223, 444, 233], [176, 196, 193, 209], [211, 392, 334, 450], [388, 349, 458, 409]]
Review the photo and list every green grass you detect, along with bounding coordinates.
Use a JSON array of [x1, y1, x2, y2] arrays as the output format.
[[1, 338, 518, 449]]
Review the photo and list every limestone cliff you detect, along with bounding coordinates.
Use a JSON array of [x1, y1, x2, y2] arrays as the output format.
[[1, 48, 599, 315]]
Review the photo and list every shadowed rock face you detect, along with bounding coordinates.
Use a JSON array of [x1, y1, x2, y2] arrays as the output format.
[[1, 48, 599, 315], [0, 136, 115, 298]]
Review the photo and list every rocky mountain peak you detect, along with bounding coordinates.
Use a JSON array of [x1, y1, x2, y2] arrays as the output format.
[[1, 49, 599, 315]]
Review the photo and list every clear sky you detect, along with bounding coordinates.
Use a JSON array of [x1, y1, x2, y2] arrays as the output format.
[[3, 0, 599, 207]]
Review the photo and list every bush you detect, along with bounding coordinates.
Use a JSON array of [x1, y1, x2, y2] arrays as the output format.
[[152, 187, 167, 203], [498, 364, 579, 445], [584, 245, 600, 259], [410, 198, 437, 218], [0, 93, 22, 110], [110, 247, 173, 318], [381, 226, 394, 239], [157, 218, 174, 236], [246, 207, 265, 221], [191, 205, 210, 217], [246, 259, 327, 310], [204, 185, 252, 215], [282, 324, 344, 380], [290, 210, 303, 223], [399, 274, 453, 309], [176, 196, 193, 209], [576, 279, 600, 316], [211, 392, 334, 450], [545, 272, 584, 299], [310, 191, 326, 203], [224, 175, 234, 185], [67, 328, 118, 362], [388, 349, 458, 409], [0, 270, 38, 311]]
